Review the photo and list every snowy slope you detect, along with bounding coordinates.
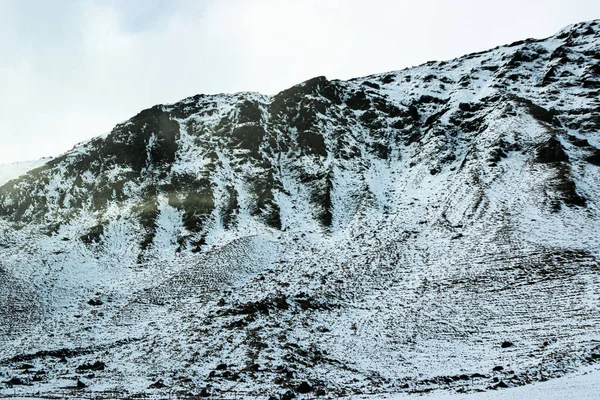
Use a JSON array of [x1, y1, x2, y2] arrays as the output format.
[[0, 158, 51, 186], [0, 19, 599, 399], [371, 368, 600, 400]]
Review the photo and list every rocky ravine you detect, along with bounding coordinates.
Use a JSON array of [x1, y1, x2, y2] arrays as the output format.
[[0, 20, 600, 399]]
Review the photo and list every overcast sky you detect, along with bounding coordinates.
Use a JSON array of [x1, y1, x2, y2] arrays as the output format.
[[0, 0, 598, 163]]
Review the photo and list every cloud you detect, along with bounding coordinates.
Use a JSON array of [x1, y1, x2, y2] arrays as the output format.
[[0, 0, 599, 163]]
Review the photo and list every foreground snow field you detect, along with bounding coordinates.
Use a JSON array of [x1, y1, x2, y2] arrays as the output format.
[[6, 368, 600, 399], [368, 368, 600, 400]]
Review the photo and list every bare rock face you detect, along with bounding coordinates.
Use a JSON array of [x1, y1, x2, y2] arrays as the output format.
[[0, 19, 600, 399]]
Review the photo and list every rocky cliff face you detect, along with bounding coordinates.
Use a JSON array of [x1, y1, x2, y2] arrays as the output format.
[[0, 20, 599, 399]]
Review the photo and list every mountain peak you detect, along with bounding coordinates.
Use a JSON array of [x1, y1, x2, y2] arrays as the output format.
[[555, 18, 600, 38]]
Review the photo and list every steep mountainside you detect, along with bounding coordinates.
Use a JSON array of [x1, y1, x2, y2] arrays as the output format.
[[1, 20, 600, 399]]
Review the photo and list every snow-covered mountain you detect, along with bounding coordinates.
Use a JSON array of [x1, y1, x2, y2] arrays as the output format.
[[0, 157, 52, 186], [1, 19, 600, 399]]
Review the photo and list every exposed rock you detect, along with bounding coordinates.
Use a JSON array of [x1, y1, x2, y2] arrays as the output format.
[[535, 137, 569, 163], [77, 361, 105, 371], [149, 379, 167, 389], [296, 381, 313, 393]]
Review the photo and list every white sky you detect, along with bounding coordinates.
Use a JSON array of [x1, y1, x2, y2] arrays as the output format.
[[0, 0, 598, 163]]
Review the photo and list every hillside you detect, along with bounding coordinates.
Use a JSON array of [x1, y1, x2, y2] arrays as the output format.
[[0, 158, 52, 186], [0, 19, 599, 399]]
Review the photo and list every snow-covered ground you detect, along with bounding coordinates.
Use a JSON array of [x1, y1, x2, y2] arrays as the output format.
[[6, 368, 600, 400], [364, 368, 600, 400]]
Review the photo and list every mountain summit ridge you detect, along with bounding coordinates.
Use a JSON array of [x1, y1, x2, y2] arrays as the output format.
[[0, 19, 600, 398]]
